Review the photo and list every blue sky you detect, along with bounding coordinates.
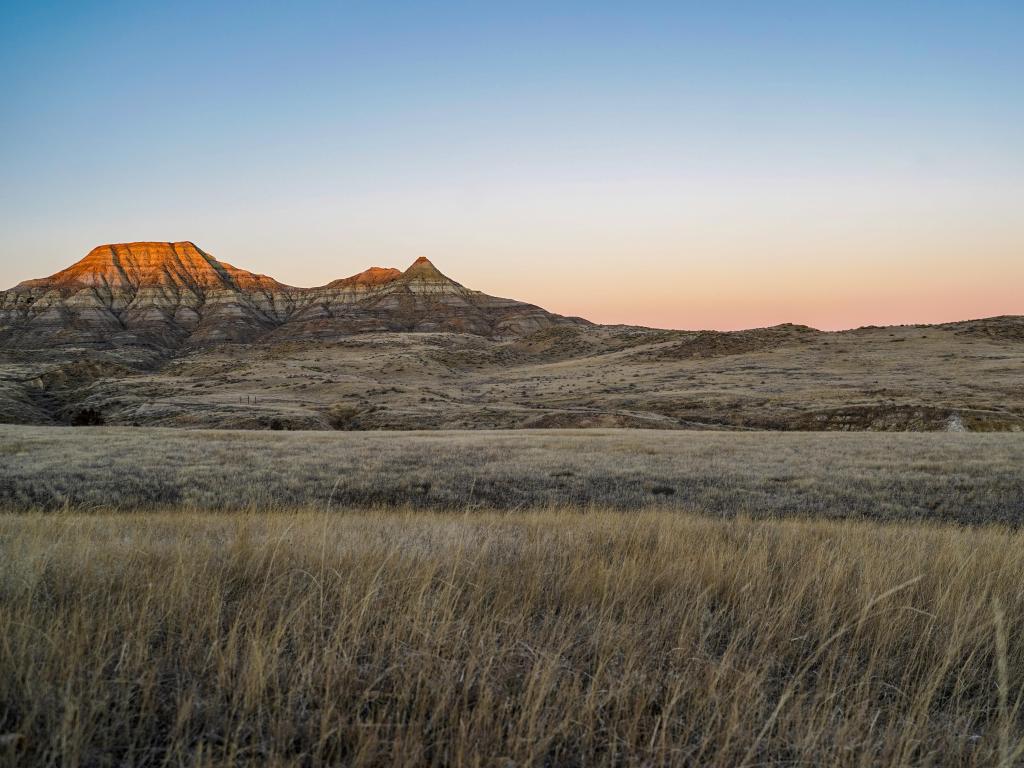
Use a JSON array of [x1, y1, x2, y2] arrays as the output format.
[[1, 1, 1021, 328]]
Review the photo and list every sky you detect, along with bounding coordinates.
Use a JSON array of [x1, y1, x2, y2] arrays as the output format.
[[0, 1, 1021, 330]]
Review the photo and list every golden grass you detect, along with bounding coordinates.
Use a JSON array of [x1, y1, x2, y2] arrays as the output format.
[[2, 510, 1023, 766]]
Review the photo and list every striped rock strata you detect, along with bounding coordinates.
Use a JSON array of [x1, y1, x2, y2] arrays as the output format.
[[0, 242, 586, 352]]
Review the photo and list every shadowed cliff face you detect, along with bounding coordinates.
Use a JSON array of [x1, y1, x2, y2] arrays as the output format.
[[0, 242, 587, 351]]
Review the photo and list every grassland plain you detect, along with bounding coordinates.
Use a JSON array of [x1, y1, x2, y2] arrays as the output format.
[[1, 426, 1023, 523], [3, 427, 1024, 766], [1, 510, 1023, 766]]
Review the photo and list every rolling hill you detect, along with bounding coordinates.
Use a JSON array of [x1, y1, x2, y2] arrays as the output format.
[[1, 241, 1022, 431]]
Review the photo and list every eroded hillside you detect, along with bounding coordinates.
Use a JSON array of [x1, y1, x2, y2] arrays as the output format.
[[1, 242, 1022, 431]]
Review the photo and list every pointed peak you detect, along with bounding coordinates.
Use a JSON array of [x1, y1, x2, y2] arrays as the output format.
[[402, 256, 453, 282]]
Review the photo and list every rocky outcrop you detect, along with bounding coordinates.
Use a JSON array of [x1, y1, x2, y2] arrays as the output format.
[[284, 256, 576, 339], [0, 242, 587, 353], [0, 242, 298, 350], [325, 267, 403, 289]]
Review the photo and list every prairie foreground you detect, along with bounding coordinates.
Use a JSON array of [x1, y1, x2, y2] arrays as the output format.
[[1, 510, 1023, 767], [2, 427, 1024, 524]]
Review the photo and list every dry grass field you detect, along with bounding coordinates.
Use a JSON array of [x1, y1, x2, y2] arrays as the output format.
[[2, 426, 1023, 524], [3, 426, 1023, 765], [2, 510, 1023, 767]]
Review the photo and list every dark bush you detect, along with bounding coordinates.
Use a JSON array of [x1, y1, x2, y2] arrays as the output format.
[[70, 408, 105, 427]]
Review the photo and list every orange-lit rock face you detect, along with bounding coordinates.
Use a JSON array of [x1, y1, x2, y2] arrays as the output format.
[[0, 243, 586, 352], [326, 267, 403, 288], [22, 241, 288, 293]]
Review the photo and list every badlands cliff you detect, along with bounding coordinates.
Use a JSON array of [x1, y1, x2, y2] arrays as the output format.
[[0, 242, 586, 352]]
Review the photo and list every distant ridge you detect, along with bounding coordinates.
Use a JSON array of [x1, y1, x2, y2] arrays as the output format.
[[0, 241, 588, 351]]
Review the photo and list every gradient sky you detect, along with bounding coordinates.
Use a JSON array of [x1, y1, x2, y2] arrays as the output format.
[[1, 1, 1021, 330]]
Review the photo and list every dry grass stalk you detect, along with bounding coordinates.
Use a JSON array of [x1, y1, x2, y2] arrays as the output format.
[[1, 509, 1022, 766]]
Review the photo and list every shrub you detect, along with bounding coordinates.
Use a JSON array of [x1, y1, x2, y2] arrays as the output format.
[[326, 404, 360, 430], [70, 407, 104, 427]]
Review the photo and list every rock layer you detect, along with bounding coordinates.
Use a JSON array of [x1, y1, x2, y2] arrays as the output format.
[[0, 242, 587, 352]]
